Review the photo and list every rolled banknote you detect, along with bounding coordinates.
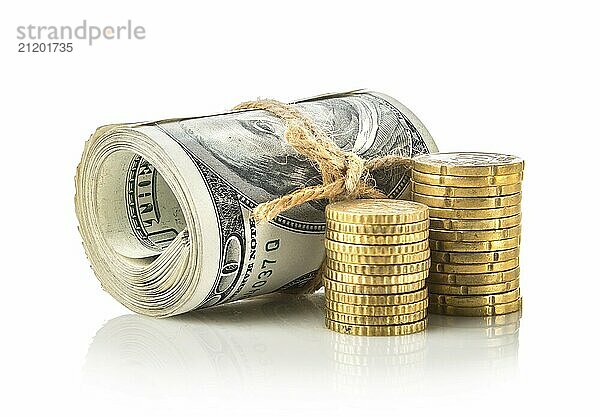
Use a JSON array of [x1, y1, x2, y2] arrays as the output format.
[[75, 91, 437, 317]]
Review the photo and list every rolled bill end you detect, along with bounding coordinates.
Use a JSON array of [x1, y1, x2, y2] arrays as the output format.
[[75, 125, 220, 317]]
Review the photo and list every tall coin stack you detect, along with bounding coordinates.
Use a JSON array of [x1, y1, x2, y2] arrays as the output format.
[[411, 152, 524, 316], [323, 199, 430, 336]]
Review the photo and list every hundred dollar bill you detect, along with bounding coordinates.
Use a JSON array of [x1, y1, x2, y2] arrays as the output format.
[[75, 91, 437, 317]]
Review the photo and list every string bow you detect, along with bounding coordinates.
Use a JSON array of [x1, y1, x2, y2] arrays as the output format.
[[233, 99, 413, 222]]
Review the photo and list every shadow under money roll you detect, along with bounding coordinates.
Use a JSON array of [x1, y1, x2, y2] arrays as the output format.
[[75, 91, 437, 317], [82, 293, 329, 398]]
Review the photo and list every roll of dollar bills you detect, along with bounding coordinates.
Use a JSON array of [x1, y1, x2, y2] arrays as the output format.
[[75, 91, 437, 317]]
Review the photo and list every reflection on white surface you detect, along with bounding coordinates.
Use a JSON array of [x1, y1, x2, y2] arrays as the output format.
[[82, 293, 519, 406]]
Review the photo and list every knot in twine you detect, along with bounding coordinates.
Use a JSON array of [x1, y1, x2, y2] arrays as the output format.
[[233, 99, 414, 222]]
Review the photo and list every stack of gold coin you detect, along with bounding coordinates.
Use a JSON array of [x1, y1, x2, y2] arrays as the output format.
[[411, 152, 524, 316], [324, 199, 430, 336]]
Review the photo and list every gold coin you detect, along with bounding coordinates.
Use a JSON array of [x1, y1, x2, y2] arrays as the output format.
[[325, 239, 429, 255], [429, 214, 521, 230], [429, 237, 519, 252], [326, 299, 429, 316], [325, 199, 429, 225], [323, 277, 426, 294], [430, 288, 520, 307], [326, 229, 429, 245], [326, 219, 430, 235], [428, 204, 521, 219], [428, 279, 520, 296], [325, 309, 427, 325], [428, 267, 520, 285], [412, 170, 524, 187], [429, 225, 521, 242], [412, 192, 522, 209], [326, 288, 428, 306], [428, 298, 522, 316], [324, 265, 429, 284], [326, 318, 427, 336], [412, 152, 524, 176], [428, 320, 520, 338], [412, 182, 522, 197], [430, 247, 520, 264], [430, 258, 519, 274], [428, 310, 522, 327], [326, 258, 431, 276], [326, 249, 430, 264]]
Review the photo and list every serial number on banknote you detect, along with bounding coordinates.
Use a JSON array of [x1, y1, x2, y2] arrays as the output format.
[[18, 42, 74, 53], [243, 239, 280, 298]]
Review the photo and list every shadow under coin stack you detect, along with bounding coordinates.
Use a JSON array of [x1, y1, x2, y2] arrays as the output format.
[[411, 152, 524, 317], [323, 200, 431, 336]]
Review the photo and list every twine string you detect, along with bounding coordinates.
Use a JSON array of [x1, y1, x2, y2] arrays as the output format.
[[233, 99, 414, 222]]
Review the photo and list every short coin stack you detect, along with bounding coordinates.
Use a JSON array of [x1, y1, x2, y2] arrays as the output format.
[[411, 152, 524, 316], [324, 199, 430, 336]]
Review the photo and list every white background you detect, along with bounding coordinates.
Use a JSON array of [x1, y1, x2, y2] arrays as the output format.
[[1, 1, 599, 415]]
